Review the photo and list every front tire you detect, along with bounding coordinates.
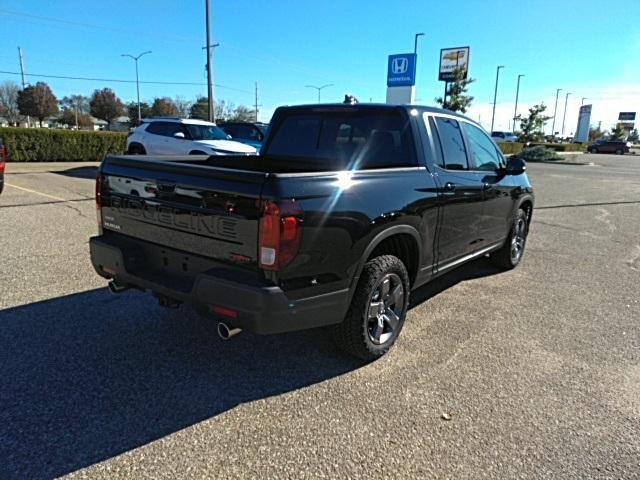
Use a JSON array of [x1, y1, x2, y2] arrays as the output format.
[[333, 255, 410, 361], [491, 208, 530, 269]]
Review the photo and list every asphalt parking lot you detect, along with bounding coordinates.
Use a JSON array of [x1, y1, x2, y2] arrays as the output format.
[[1, 154, 639, 479]]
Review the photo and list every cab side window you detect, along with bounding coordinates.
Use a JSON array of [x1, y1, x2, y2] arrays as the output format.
[[463, 123, 503, 171], [434, 117, 468, 170]]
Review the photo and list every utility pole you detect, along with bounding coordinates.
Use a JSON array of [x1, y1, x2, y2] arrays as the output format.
[[561, 92, 571, 136], [205, 0, 215, 122], [18, 47, 27, 88], [513, 74, 524, 133], [551, 88, 562, 138], [254, 82, 259, 122], [305, 84, 333, 103], [581, 97, 587, 106], [490, 65, 504, 133], [18, 47, 29, 127], [121, 51, 152, 123]]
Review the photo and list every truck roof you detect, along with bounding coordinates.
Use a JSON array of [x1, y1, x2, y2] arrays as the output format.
[[275, 103, 480, 127]]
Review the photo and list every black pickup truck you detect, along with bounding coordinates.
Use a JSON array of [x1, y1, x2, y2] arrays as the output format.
[[90, 104, 534, 360]]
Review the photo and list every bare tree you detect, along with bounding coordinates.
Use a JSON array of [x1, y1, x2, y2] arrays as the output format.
[[173, 96, 192, 118], [0, 81, 22, 125]]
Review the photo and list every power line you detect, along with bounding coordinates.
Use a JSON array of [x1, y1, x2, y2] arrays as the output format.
[[0, 8, 201, 44], [0, 70, 252, 94]]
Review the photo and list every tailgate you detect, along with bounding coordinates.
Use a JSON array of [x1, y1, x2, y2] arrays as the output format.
[[99, 156, 266, 265]]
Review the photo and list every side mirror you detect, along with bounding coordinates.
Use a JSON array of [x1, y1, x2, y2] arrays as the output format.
[[173, 132, 185, 139], [226, 134, 232, 140], [504, 156, 526, 175]]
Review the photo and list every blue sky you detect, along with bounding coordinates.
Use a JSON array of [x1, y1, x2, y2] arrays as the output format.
[[1, 0, 638, 132]]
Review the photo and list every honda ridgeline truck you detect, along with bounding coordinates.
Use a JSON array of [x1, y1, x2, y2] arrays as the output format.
[[90, 104, 534, 360]]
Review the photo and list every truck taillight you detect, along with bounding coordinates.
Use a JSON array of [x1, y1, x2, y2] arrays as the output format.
[[95, 173, 103, 234], [259, 200, 302, 270], [0, 145, 7, 172]]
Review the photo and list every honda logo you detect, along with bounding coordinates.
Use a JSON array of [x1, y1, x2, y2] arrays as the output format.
[[391, 57, 409, 74]]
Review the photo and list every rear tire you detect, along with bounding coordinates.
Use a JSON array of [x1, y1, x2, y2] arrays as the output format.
[[127, 144, 146, 155], [333, 255, 410, 361], [591, 147, 599, 154], [491, 208, 529, 270]]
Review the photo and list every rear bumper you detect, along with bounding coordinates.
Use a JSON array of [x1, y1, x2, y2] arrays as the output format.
[[89, 235, 349, 335]]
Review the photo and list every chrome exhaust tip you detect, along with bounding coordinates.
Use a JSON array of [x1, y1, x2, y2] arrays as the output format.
[[217, 322, 242, 340]]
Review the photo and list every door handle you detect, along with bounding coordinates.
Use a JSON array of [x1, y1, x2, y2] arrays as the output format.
[[443, 182, 455, 192]]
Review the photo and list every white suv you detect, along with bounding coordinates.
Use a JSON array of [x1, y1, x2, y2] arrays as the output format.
[[126, 118, 257, 155]]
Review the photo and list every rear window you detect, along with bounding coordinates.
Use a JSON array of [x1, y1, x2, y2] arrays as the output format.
[[265, 109, 416, 170]]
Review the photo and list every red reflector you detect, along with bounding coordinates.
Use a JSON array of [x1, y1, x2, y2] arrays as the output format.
[[211, 305, 238, 319], [281, 216, 298, 241]]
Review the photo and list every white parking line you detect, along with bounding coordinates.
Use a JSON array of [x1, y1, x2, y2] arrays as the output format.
[[5, 183, 67, 202]]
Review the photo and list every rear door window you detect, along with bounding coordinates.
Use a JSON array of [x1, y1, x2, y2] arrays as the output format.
[[427, 116, 445, 168], [434, 117, 468, 170], [146, 122, 169, 136], [146, 122, 184, 138]]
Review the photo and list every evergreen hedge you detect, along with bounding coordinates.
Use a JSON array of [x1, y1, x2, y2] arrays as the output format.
[[528, 142, 586, 152], [496, 142, 524, 155], [0, 127, 127, 162]]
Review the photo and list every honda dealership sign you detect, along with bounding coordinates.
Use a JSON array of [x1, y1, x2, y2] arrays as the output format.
[[386, 53, 417, 104], [387, 53, 417, 87], [439, 47, 470, 81]]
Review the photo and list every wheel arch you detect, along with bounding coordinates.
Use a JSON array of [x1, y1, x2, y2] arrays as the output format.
[[516, 195, 534, 224], [349, 225, 422, 298], [127, 142, 146, 154]]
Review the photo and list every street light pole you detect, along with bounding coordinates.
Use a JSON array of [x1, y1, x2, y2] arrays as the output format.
[[551, 88, 562, 138], [305, 84, 334, 103], [490, 65, 504, 133], [581, 97, 587, 106], [414, 32, 425, 55], [121, 51, 152, 123], [513, 74, 524, 133], [561, 92, 571, 136]]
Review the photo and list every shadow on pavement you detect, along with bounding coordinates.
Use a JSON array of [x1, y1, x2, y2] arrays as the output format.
[[52, 166, 99, 180], [410, 256, 503, 309], [0, 258, 501, 479], [0, 288, 361, 479]]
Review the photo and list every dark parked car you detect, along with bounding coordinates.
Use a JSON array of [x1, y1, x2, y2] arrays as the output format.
[[219, 122, 269, 150], [90, 104, 534, 360], [0, 137, 7, 194], [587, 139, 629, 154]]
